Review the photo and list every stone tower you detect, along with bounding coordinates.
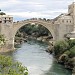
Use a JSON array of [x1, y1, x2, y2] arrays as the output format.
[[0, 15, 14, 50], [68, 2, 75, 31]]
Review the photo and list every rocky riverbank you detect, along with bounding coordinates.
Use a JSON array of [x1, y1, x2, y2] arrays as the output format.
[[15, 35, 53, 45], [15, 35, 75, 75], [46, 39, 75, 75]]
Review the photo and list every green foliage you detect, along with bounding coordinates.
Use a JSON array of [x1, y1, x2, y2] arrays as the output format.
[[54, 40, 69, 56], [0, 12, 6, 15], [66, 39, 75, 48], [0, 55, 28, 75], [64, 39, 75, 58], [64, 50, 70, 56], [17, 24, 51, 37], [51, 40, 75, 69], [54, 39, 75, 58], [69, 46, 75, 57], [0, 34, 5, 46], [53, 39, 75, 69], [0, 35, 5, 41]]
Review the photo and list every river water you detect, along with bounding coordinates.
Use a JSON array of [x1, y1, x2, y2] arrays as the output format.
[[4, 40, 72, 75]]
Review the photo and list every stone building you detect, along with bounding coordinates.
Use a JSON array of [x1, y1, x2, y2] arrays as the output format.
[[54, 2, 75, 39], [0, 15, 14, 49]]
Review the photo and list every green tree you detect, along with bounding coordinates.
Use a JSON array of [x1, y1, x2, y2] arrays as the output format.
[[0, 55, 28, 75], [0, 12, 6, 15], [54, 40, 69, 57], [66, 39, 75, 48], [17, 24, 51, 37], [69, 46, 75, 58]]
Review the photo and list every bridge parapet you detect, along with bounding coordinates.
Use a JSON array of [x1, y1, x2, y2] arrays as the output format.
[[13, 20, 53, 25]]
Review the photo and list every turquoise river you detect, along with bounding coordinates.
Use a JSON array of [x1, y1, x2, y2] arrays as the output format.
[[3, 39, 72, 75]]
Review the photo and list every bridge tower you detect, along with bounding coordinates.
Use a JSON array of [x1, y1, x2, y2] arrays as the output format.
[[68, 2, 75, 31], [0, 15, 14, 50]]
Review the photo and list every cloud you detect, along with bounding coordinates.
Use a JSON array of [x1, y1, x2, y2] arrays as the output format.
[[0, 0, 74, 21], [6, 11, 49, 18], [6, 9, 68, 21]]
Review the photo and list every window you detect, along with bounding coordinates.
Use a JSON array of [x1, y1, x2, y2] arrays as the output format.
[[0, 21, 2, 23], [4, 20, 6, 23], [67, 20, 68, 23], [9, 20, 11, 22], [70, 20, 71, 23]]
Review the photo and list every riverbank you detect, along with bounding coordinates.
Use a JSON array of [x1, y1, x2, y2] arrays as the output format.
[[15, 36, 74, 74], [4, 40, 72, 75], [46, 39, 75, 75], [15, 35, 53, 45], [0, 37, 75, 75], [14, 36, 74, 74]]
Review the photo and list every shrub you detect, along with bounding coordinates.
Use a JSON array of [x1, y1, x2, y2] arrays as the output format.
[[0, 55, 28, 75], [54, 40, 69, 56], [69, 46, 75, 58], [64, 50, 70, 56], [66, 39, 75, 49]]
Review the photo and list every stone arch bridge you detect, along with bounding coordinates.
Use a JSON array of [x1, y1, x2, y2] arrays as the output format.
[[13, 20, 54, 39], [0, 2, 75, 50], [0, 18, 74, 50]]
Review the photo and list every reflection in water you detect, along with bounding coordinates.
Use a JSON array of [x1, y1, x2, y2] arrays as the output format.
[[3, 40, 72, 75]]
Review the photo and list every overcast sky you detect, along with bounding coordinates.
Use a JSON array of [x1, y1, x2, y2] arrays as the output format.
[[0, 0, 74, 21]]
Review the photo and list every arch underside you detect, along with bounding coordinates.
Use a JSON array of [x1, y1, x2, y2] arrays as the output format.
[[13, 20, 54, 40]]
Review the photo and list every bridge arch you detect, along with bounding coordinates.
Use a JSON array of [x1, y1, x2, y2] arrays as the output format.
[[13, 20, 55, 44]]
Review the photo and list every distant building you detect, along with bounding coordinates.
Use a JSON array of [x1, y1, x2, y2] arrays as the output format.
[[0, 15, 13, 24], [53, 2, 75, 39]]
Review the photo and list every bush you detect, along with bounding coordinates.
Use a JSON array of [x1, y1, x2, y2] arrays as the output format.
[[54, 40, 69, 56], [64, 50, 70, 56], [53, 39, 75, 70], [69, 46, 75, 58], [66, 39, 75, 49], [0, 55, 28, 75]]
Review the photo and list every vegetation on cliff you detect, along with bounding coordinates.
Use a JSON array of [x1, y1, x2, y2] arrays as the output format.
[[53, 39, 75, 70], [0, 34, 5, 47]]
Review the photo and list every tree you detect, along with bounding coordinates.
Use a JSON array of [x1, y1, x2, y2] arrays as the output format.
[[0, 12, 6, 15], [0, 55, 28, 75], [69, 46, 75, 58], [17, 24, 51, 37], [43, 18, 46, 21], [53, 40, 69, 57]]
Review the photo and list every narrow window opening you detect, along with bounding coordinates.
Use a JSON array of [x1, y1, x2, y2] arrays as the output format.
[[0, 21, 2, 23], [4, 20, 6, 23]]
